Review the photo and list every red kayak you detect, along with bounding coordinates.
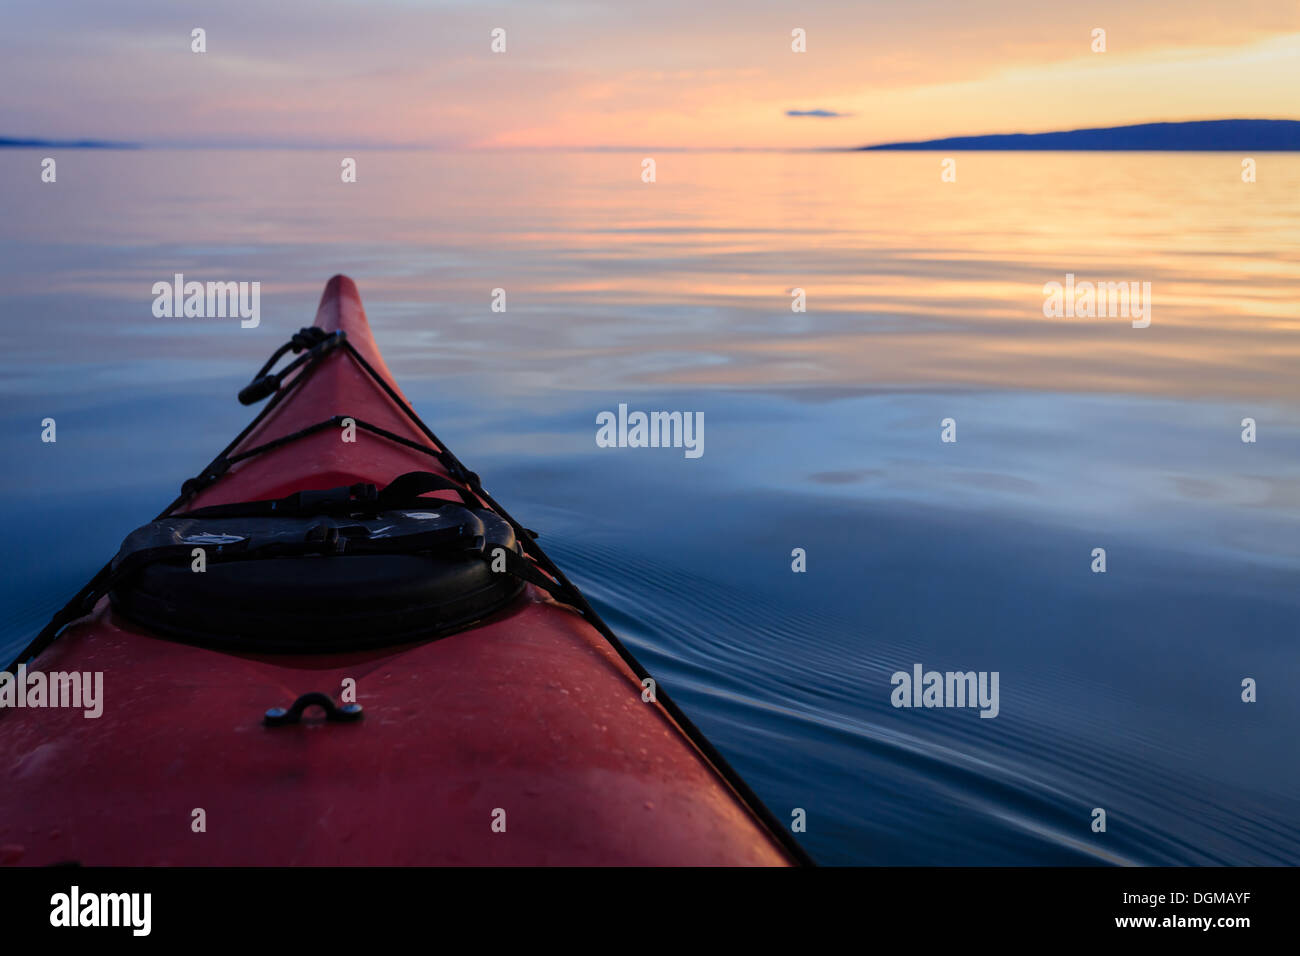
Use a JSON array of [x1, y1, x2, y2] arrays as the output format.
[[0, 276, 805, 866]]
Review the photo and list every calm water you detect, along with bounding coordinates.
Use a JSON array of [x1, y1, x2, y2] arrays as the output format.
[[1, 150, 1298, 865]]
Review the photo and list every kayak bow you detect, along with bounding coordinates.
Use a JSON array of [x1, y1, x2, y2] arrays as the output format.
[[0, 275, 807, 866]]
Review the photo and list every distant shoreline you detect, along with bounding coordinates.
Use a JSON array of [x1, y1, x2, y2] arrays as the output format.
[[7, 118, 1299, 152], [0, 137, 139, 149], [860, 119, 1300, 152]]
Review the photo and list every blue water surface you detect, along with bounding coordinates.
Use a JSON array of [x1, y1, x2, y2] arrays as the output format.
[[1, 149, 1297, 865]]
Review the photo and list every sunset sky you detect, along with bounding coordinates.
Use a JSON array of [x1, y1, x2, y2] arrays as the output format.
[[4, 0, 1299, 149]]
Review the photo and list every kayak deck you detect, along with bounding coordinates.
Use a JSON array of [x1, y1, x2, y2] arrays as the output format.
[[0, 276, 797, 866]]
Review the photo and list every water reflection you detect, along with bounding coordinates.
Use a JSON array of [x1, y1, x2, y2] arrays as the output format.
[[0, 149, 1296, 864]]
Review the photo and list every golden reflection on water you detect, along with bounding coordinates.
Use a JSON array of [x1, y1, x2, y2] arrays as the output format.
[[3, 149, 1297, 401]]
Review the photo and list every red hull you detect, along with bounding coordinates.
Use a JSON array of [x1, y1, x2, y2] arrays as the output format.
[[0, 277, 793, 866]]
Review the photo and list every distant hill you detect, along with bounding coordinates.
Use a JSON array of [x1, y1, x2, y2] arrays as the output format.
[[860, 119, 1300, 151], [0, 137, 138, 149]]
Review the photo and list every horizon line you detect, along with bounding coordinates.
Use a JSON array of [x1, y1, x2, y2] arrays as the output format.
[[7, 117, 1300, 153]]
